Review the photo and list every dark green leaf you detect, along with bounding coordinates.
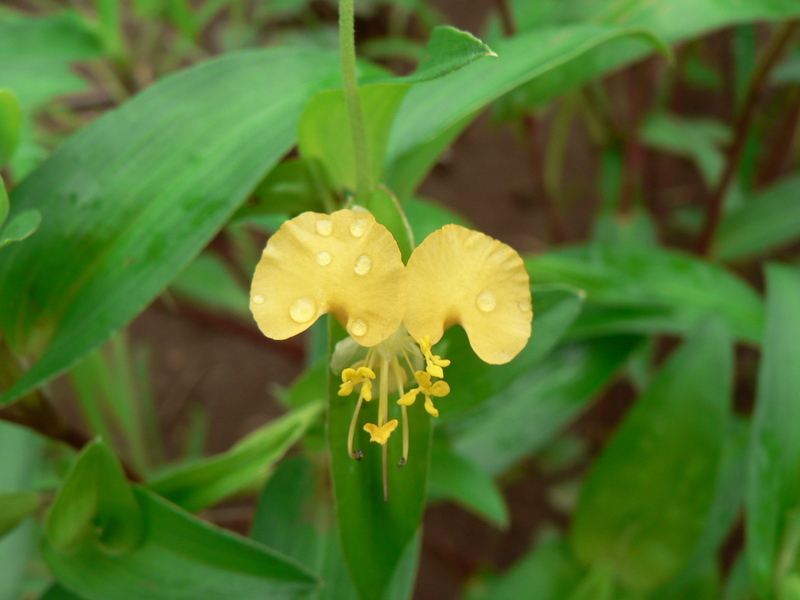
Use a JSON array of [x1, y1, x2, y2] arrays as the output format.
[[717, 175, 800, 261], [429, 440, 508, 529], [570, 321, 732, 592], [464, 537, 584, 600], [0, 12, 103, 108], [527, 245, 764, 344], [43, 487, 318, 600], [148, 402, 323, 512], [0, 175, 7, 227], [452, 335, 641, 476], [170, 252, 250, 319], [238, 158, 326, 220], [746, 264, 800, 598], [365, 186, 414, 261], [46, 440, 143, 555], [40, 584, 86, 600], [0, 47, 343, 405], [0, 88, 22, 164], [0, 491, 40, 538], [0, 208, 41, 248]]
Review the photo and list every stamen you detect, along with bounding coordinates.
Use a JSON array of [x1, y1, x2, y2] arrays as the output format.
[[382, 444, 389, 502], [347, 396, 364, 460], [393, 361, 409, 467]]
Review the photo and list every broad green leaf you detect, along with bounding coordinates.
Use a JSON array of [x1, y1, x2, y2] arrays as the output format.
[[0, 12, 103, 108], [0, 89, 22, 164], [299, 83, 410, 194], [327, 320, 429, 600], [0, 47, 343, 405], [365, 186, 414, 261], [464, 537, 584, 600], [716, 175, 800, 261], [235, 158, 326, 221], [570, 321, 732, 592], [428, 440, 508, 529], [452, 335, 641, 476], [438, 285, 585, 425], [43, 487, 318, 600], [0, 208, 41, 248], [0, 421, 42, 600], [46, 440, 143, 555], [148, 402, 323, 512], [391, 25, 496, 84], [170, 252, 250, 319], [40, 584, 86, 600], [385, 24, 666, 198], [0, 175, 7, 227], [527, 245, 764, 344], [404, 197, 472, 242], [0, 491, 39, 538], [746, 264, 800, 599]]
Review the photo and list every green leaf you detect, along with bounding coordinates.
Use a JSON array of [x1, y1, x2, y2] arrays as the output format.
[[570, 321, 732, 592], [746, 264, 800, 599], [0, 47, 343, 405], [527, 245, 764, 344], [237, 158, 326, 220], [365, 185, 414, 261], [0, 88, 22, 164], [40, 584, 86, 600], [464, 537, 584, 600], [428, 440, 508, 529], [0, 12, 103, 108], [392, 25, 496, 84], [0, 175, 7, 227], [170, 252, 250, 319], [716, 175, 800, 261], [148, 402, 323, 512], [439, 285, 585, 425], [404, 197, 473, 242], [327, 320, 429, 600], [299, 83, 410, 194], [452, 335, 641, 476], [0, 208, 41, 248], [46, 440, 144, 555], [0, 491, 40, 538], [385, 24, 666, 199], [43, 487, 318, 600]]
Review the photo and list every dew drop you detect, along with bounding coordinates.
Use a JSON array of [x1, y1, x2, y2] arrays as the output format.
[[289, 297, 316, 323], [353, 254, 372, 275], [316, 220, 333, 236], [316, 251, 332, 266], [476, 290, 497, 312], [350, 319, 368, 337], [350, 218, 367, 237], [253, 294, 265, 305]]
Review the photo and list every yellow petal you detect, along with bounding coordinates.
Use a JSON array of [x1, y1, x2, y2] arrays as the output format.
[[404, 225, 532, 364], [251, 210, 407, 346], [429, 380, 450, 397], [423, 397, 439, 418], [397, 389, 419, 406]]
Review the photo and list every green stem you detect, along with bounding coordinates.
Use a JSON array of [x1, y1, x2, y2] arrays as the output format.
[[339, 0, 373, 202]]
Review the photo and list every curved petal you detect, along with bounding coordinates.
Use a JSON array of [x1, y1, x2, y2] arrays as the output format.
[[250, 210, 407, 346], [404, 225, 532, 364]]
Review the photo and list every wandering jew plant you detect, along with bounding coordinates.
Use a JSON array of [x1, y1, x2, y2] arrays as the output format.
[[250, 209, 532, 495]]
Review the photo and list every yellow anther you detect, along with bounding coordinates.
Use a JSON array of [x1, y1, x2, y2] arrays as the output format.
[[338, 366, 376, 398], [395, 370, 449, 418], [419, 335, 450, 378], [364, 420, 399, 445]]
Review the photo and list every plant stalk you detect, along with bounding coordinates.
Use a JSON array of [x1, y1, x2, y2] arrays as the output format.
[[339, 0, 373, 202]]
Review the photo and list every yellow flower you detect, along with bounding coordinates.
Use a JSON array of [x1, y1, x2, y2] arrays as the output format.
[[250, 209, 532, 484]]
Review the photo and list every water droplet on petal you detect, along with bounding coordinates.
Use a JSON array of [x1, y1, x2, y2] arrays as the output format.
[[350, 319, 368, 337], [350, 218, 367, 237], [353, 254, 372, 275], [316, 220, 333, 236], [289, 297, 316, 323], [253, 295, 265, 305], [316, 251, 332, 266], [476, 290, 496, 312]]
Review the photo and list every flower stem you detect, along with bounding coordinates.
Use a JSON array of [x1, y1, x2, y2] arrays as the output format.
[[339, 0, 373, 202]]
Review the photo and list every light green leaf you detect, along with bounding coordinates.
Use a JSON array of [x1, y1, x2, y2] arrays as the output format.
[[0, 89, 22, 164], [299, 83, 410, 194], [429, 440, 508, 529], [746, 264, 800, 599], [717, 175, 800, 261], [452, 335, 641, 476], [46, 440, 143, 555], [365, 185, 414, 261], [148, 402, 323, 512], [570, 321, 732, 592], [0, 208, 41, 248], [43, 487, 318, 600], [0, 491, 40, 538], [527, 245, 764, 344], [0, 12, 103, 108], [0, 175, 7, 227], [0, 47, 343, 406]]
